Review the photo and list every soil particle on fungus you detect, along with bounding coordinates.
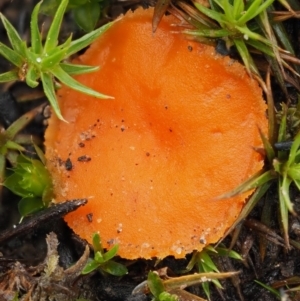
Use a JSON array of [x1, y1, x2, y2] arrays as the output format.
[[86, 213, 93, 222], [79, 131, 96, 141], [77, 155, 91, 162], [65, 158, 73, 171]]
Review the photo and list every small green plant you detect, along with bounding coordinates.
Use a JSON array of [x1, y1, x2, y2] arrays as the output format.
[[145, 269, 239, 301], [186, 245, 242, 300], [41, 0, 110, 32], [3, 148, 53, 220], [254, 280, 281, 299], [81, 233, 128, 276], [255, 276, 300, 300], [0, 104, 45, 202], [179, 0, 299, 95], [147, 271, 179, 301], [219, 103, 300, 248], [182, 0, 276, 74], [0, 0, 113, 121]]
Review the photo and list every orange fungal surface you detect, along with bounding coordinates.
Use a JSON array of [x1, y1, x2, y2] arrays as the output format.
[[45, 8, 268, 259]]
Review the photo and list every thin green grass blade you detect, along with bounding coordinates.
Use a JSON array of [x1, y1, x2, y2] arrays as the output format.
[[278, 177, 291, 247], [66, 21, 113, 57], [277, 105, 287, 162], [212, 0, 223, 10], [42, 36, 72, 68], [81, 259, 100, 275], [44, 0, 68, 53], [4, 140, 25, 152], [238, 0, 275, 24], [272, 21, 295, 56], [254, 280, 280, 298], [201, 281, 212, 300], [185, 252, 198, 272], [245, 39, 273, 56], [216, 170, 276, 200], [92, 233, 103, 253], [6, 103, 45, 139], [199, 251, 219, 273], [258, 127, 275, 163], [100, 260, 127, 276], [235, 25, 272, 46], [194, 2, 227, 24], [0, 13, 26, 56], [51, 65, 113, 99], [0, 70, 19, 82], [60, 62, 99, 75], [33, 143, 46, 165], [238, 0, 263, 23], [265, 70, 276, 145], [205, 245, 217, 253], [289, 132, 300, 164], [222, 0, 233, 21], [280, 176, 294, 213], [147, 271, 165, 298], [0, 154, 5, 185], [233, 39, 258, 75], [41, 72, 66, 121], [103, 244, 119, 262], [183, 28, 230, 38], [215, 247, 243, 260], [220, 182, 272, 240], [30, 1, 43, 54], [0, 42, 23, 67], [233, 0, 244, 19]]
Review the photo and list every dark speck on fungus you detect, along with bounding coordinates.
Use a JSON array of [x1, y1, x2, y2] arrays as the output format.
[[86, 213, 93, 222], [77, 155, 91, 162], [65, 158, 73, 171]]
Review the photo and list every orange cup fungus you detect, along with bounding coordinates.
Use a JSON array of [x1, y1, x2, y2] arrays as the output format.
[[45, 8, 268, 259]]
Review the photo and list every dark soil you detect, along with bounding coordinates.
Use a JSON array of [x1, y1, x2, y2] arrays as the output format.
[[0, 1, 300, 301]]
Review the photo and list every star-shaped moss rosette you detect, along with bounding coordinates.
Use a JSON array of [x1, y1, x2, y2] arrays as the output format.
[[0, 0, 113, 121], [0, 103, 45, 204], [179, 0, 300, 95], [182, 0, 276, 74], [3, 146, 53, 220]]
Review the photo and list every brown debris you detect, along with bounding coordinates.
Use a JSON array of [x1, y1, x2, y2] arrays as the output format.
[[0, 232, 90, 301]]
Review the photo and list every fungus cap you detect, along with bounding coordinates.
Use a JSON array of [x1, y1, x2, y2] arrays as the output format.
[[45, 8, 267, 259]]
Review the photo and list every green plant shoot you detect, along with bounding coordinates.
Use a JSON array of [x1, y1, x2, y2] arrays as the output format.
[[147, 271, 179, 301], [3, 152, 53, 219], [0, 0, 113, 121], [186, 245, 242, 300], [218, 103, 300, 247], [81, 233, 128, 276], [183, 0, 276, 75]]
